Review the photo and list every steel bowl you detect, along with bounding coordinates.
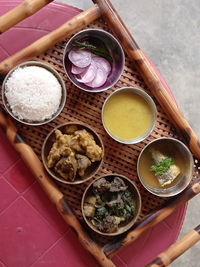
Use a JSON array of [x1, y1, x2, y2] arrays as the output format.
[[63, 28, 125, 93], [2, 61, 66, 126], [137, 137, 194, 197], [42, 122, 104, 185], [102, 87, 157, 144], [81, 174, 142, 236]]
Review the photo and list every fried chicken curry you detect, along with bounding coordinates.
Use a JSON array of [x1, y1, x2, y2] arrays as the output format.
[[47, 125, 103, 181]]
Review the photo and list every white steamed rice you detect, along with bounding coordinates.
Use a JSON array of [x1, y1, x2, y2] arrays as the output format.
[[5, 66, 62, 122]]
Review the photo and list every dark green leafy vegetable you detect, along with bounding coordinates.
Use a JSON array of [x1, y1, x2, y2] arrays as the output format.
[[110, 203, 133, 220], [125, 204, 132, 213], [122, 190, 133, 203], [72, 41, 113, 62], [95, 206, 108, 220], [150, 158, 174, 176], [109, 202, 125, 217]]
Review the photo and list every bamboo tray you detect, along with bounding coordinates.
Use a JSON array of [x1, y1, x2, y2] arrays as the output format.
[[0, 1, 200, 266]]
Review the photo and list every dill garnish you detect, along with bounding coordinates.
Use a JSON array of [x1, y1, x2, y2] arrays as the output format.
[[150, 158, 174, 176]]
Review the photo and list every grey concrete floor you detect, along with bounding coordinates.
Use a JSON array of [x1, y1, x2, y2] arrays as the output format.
[[59, 1, 200, 266]]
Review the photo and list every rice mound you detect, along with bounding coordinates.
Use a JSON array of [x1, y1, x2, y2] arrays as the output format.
[[5, 66, 62, 122]]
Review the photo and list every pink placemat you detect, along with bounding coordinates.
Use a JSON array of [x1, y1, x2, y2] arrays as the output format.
[[0, 1, 186, 266]]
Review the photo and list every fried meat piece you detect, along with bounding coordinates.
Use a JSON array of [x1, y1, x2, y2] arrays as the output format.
[[54, 155, 77, 181], [74, 129, 102, 162], [93, 178, 111, 193], [76, 154, 91, 177], [110, 177, 128, 192], [47, 130, 74, 168]]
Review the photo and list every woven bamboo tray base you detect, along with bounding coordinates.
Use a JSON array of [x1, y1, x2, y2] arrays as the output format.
[[1, 18, 199, 247]]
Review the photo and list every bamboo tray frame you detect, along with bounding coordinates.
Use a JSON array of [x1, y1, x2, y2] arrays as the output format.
[[0, 1, 200, 266]]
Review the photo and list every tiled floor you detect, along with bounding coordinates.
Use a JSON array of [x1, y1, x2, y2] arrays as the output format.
[[0, 133, 65, 267]]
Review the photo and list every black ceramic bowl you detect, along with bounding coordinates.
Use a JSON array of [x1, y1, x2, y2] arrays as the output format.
[[63, 28, 125, 93]]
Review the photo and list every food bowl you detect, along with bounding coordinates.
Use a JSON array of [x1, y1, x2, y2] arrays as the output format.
[[102, 87, 157, 144], [81, 174, 141, 236], [42, 122, 104, 185], [137, 137, 194, 197], [63, 28, 125, 93], [2, 61, 66, 126]]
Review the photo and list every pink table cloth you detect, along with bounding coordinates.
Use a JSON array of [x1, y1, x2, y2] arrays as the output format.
[[0, 1, 186, 266]]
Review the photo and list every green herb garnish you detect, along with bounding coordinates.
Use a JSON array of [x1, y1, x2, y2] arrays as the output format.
[[150, 158, 174, 176], [72, 41, 113, 62]]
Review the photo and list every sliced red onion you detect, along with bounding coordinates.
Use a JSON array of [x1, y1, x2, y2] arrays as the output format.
[[91, 56, 111, 75], [76, 63, 97, 83], [71, 64, 86, 74], [68, 49, 92, 68], [85, 67, 107, 88]]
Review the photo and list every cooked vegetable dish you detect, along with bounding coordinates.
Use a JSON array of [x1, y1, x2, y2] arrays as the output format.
[[83, 176, 136, 233], [47, 125, 103, 181]]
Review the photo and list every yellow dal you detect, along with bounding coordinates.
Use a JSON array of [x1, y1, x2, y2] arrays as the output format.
[[103, 91, 153, 140]]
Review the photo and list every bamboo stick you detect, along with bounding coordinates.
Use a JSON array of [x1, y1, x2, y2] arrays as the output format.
[[104, 179, 200, 257], [0, 0, 53, 34], [92, 0, 200, 159], [0, 109, 115, 267], [0, 4, 101, 76], [146, 224, 200, 266]]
